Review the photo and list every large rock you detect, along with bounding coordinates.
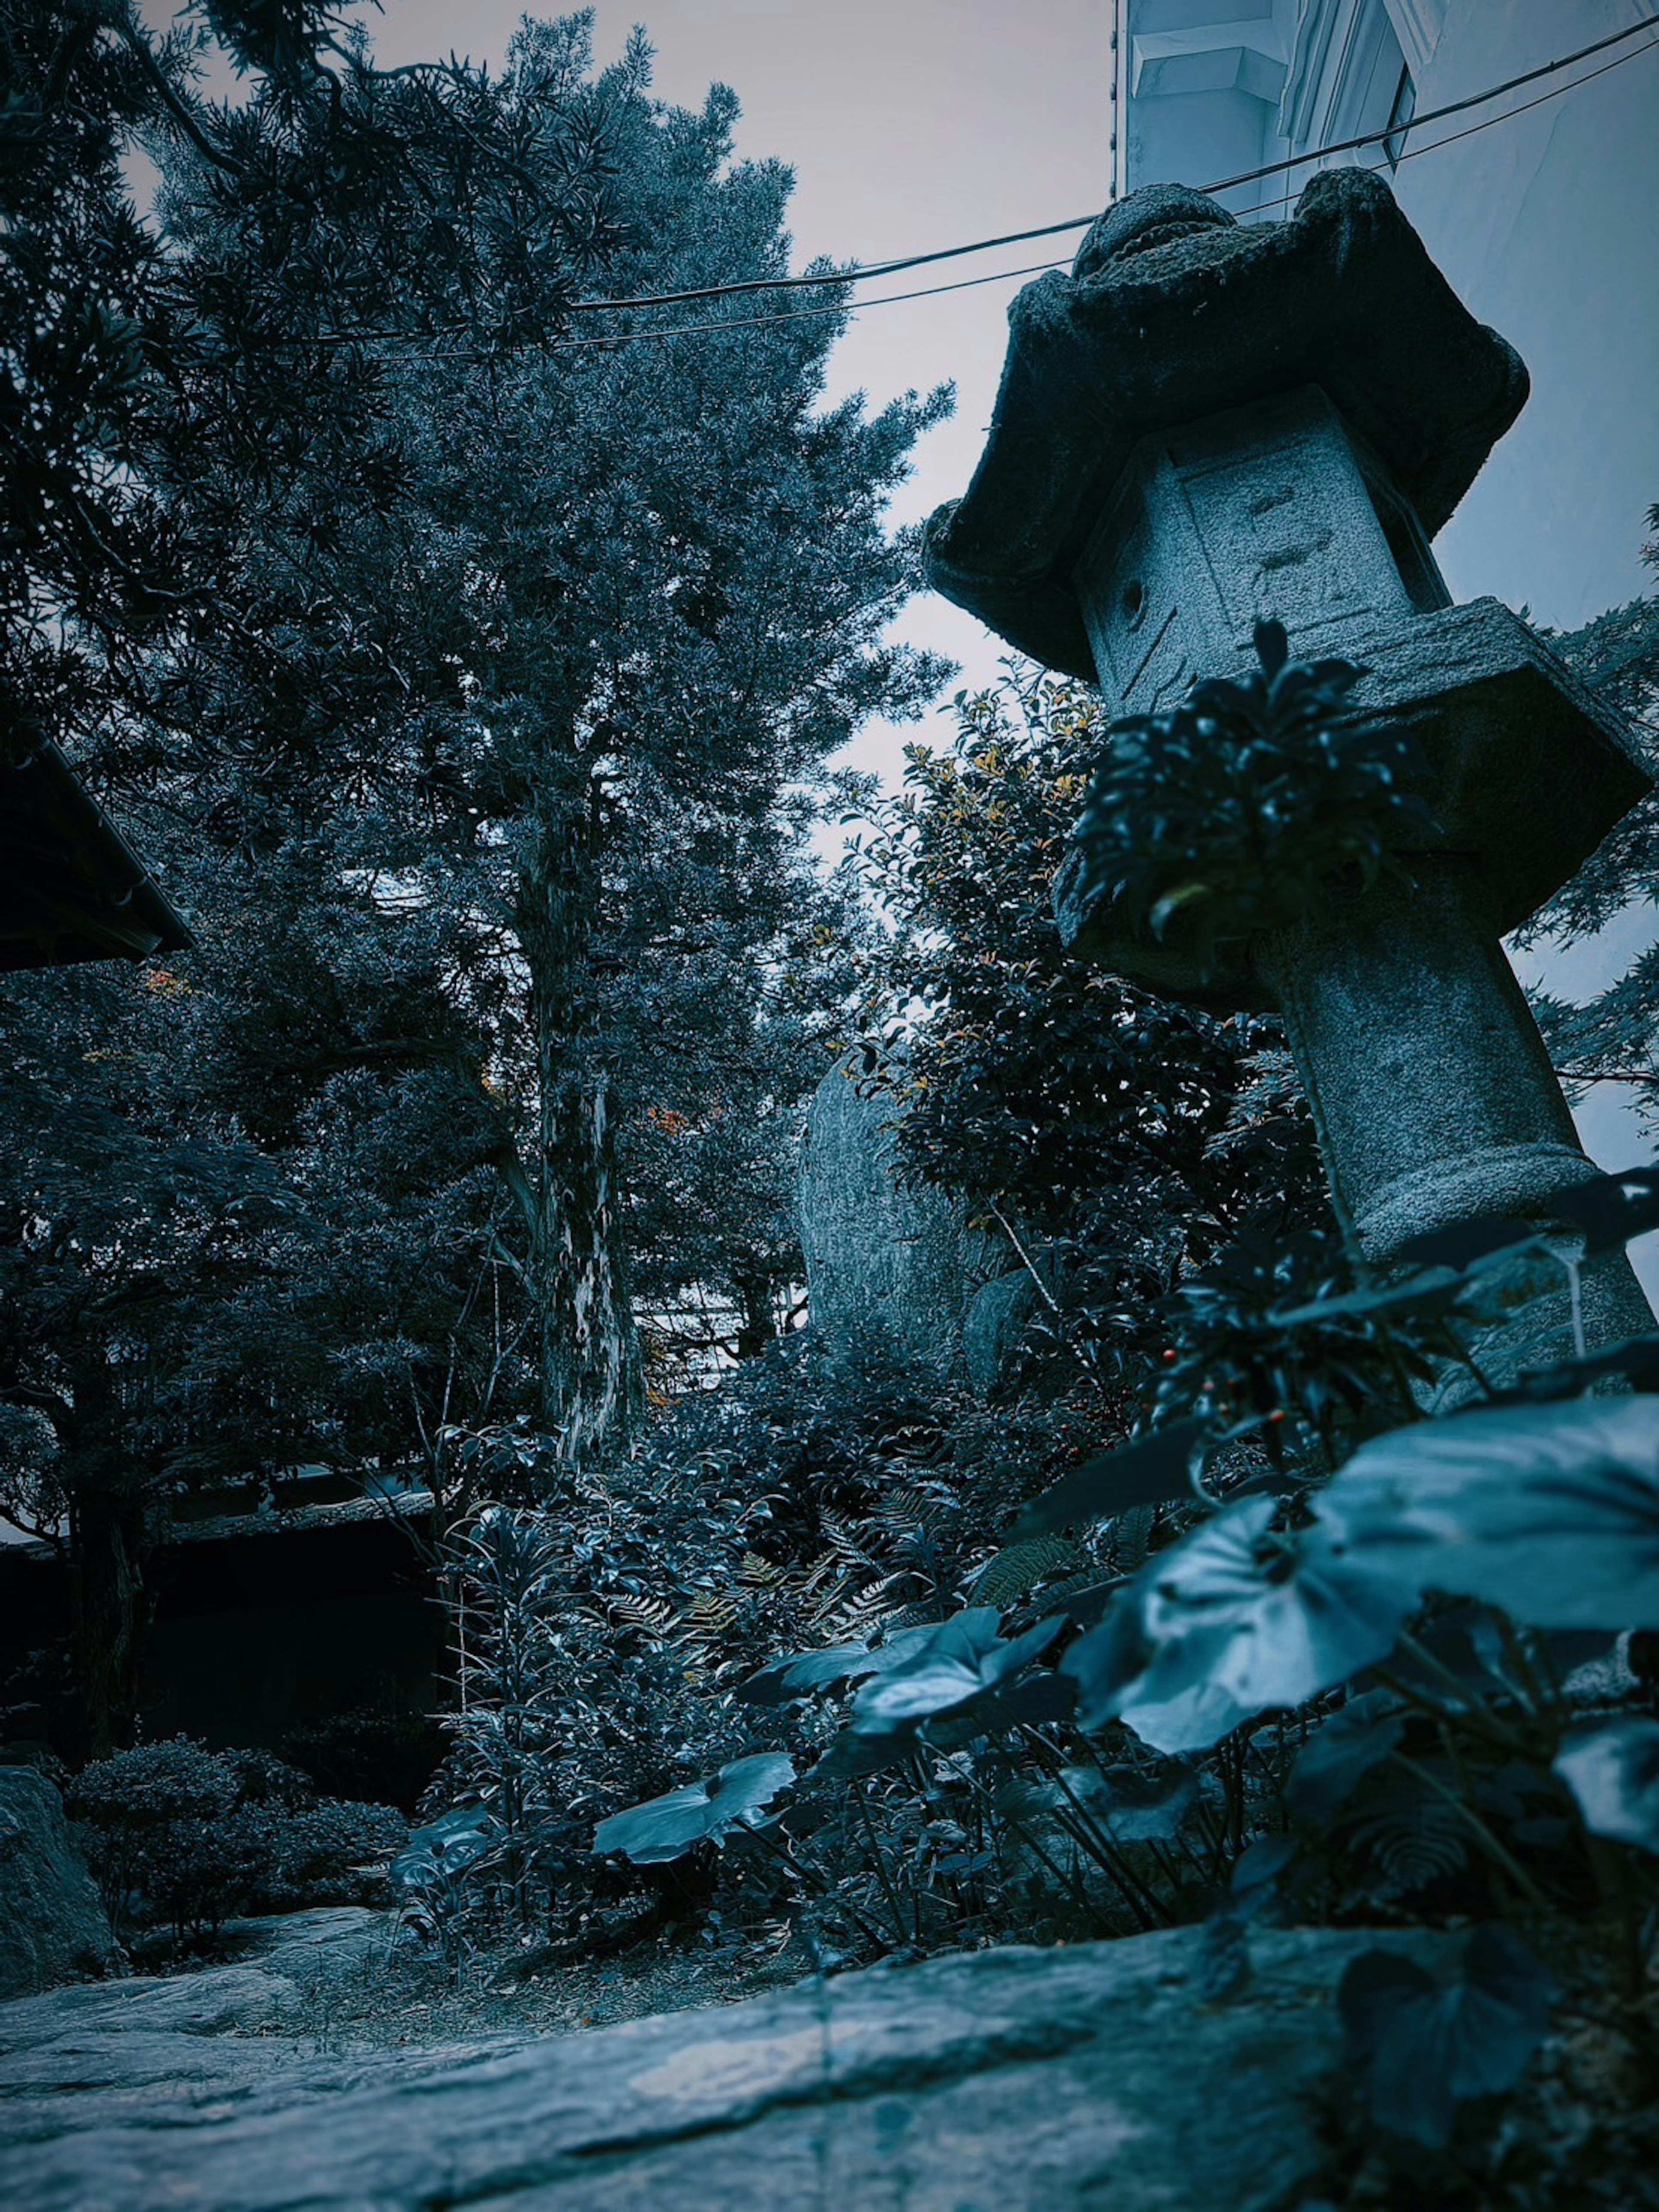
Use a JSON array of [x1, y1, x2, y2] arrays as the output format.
[[0, 1919, 1443, 2209], [963, 1270, 1042, 1397], [799, 1061, 1007, 1377], [0, 1767, 116, 1998]]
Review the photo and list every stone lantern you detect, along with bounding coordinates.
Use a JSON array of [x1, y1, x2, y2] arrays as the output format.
[[924, 170, 1654, 1369]]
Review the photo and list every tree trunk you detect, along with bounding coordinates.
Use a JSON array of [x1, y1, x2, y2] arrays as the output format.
[[733, 1266, 778, 1360], [70, 1486, 156, 1760], [516, 782, 643, 1467], [60, 1352, 156, 1759], [531, 1061, 641, 1463]]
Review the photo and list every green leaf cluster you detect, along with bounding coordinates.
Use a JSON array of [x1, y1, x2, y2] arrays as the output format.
[[1073, 620, 1437, 969]]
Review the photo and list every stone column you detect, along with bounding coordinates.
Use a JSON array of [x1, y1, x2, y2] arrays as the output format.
[[1250, 860, 1653, 1371], [923, 170, 1655, 1376]]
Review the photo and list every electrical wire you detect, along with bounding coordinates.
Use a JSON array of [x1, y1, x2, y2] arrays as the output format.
[[315, 18, 1659, 364], [1246, 23, 1659, 220], [564, 13, 1659, 316], [538, 255, 1074, 355], [529, 23, 1659, 356]]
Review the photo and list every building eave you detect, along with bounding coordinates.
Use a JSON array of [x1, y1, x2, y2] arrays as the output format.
[[1, 740, 194, 972]]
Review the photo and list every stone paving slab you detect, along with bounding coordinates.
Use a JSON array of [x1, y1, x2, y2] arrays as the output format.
[[0, 1920, 1441, 2210]]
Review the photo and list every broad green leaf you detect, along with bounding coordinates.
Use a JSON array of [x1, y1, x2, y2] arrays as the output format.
[[743, 1625, 941, 1706], [851, 1608, 1065, 1733], [1389, 1217, 1540, 1273], [808, 1727, 916, 1785], [1116, 1630, 1264, 1755], [1339, 1926, 1554, 2148], [740, 1642, 882, 1707], [1013, 1419, 1207, 1538], [1286, 1691, 1405, 1823], [1060, 1587, 1154, 1732], [392, 1806, 500, 1889], [1269, 1266, 1463, 1330], [1547, 1165, 1659, 1254], [592, 1752, 796, 1865], [1316, 1398, 1659, 1628], [1231, 1833, 1298, 1895], [1063, 1759, 1198, 1843], [1114, 1499, 1414, 1754], [1497, 1334, 1659, 1406], [1554, 1719, 1659, 1854]]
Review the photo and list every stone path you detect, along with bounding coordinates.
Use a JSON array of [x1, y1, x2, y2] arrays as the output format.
[[0, 1915, 1436, 2209]]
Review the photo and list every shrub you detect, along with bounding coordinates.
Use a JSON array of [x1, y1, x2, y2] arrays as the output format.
[[71, 1736, 406, 1940], [1072, 619, 1434, 968], [71, 1738, 242, 1936], [413, 1332, 1126, 1954], [250, 1796, 407, 1910]]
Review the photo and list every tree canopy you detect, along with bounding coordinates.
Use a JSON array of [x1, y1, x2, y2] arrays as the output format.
[[0, 1, 948, 1748]]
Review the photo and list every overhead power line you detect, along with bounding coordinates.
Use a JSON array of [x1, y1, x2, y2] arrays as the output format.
[[534, 22, 1659, 356], [565, 15, 1659, 318], [1248, 24, 1659, 218], [324, 17, 1658, 366]]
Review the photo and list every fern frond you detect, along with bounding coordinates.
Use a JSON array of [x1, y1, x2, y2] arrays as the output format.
[[607, 1594, 677, 1641], [816, 1569, 917, 1643], [820, 1511, 880, 1572], [1343, 1769, 1468, 1901], [738, 1552, 789, 1589], [969, 1534, 1082, 1610]]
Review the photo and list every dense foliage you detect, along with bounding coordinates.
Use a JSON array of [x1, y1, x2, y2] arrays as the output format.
[[851, 651, 1331, 1400], [404, 620, 1659, 2197], [70, 1735, 404, 1942], [568, 1173, 1659, 2197], [0, 3, 942, 1749], [1519, 518, 1659, 1125], [1073, 618, 1434, 968]]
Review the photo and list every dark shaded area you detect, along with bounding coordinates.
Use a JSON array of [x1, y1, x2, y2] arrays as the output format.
[[0, 742, 192, 972], [0, 1512, 442, 1810]]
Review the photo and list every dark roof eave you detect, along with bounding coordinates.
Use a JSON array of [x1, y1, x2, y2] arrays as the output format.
[[1, 740, 194, 972]]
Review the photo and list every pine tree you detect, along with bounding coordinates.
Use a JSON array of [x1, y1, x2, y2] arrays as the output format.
[[1515, 509, 1659, 1125], [146, 19, 948, 1462], [1, 8, 948, 1745]]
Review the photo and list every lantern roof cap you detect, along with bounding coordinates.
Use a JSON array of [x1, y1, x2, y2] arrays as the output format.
[[923, 169, 1529, 682]]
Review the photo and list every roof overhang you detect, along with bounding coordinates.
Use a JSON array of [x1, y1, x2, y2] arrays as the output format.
[[1, 741, 194, 972]]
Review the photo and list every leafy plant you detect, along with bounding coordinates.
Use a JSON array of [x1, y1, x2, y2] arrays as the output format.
[[1317, 1397, 1659, 1626], [1061, 1499, 1413, 1754], [390, 1807, 503, 1979], [70, 1737, 240, 1935], [434, 1505, 571, 1932], [251, 1798, 407, 1911], [631, 1171, 1659, 2160], [1339, 1927, 1555, 2149], [1071, 619, 1436, 969], [853, 665, 1315, 1406], [592, 1753, 797, 1865], [70, 1736, 404, 1941], [1554, 1720, 1659, 1853]]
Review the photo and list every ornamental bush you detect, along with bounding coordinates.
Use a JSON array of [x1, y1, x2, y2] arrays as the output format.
[[70, 1737, 405, 1941]]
